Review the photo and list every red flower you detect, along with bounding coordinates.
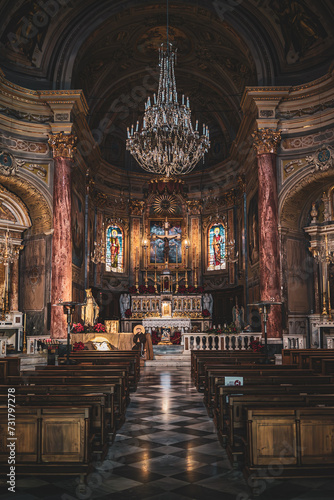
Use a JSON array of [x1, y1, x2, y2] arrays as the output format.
[[129, 286, 137, 294], [72, 323, 85, 333], [151, 330, 160, 345], [178, 285, 186, 294], [196, 286, 205, 293], [202, 308, 210, 317], [186, 286, 196, 294], [250, 340, 263, 352], [73, 341, 85, 351], [139, 285, 147, 294], [125, 308, 132, 318], [147, 285, 156, 294], [171, 331, 181, 344], [93, 323, 106, 333]]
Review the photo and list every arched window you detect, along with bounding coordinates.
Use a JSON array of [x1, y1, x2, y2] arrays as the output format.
[[207, 223, 226, 271], [106, 224, 124, 273]]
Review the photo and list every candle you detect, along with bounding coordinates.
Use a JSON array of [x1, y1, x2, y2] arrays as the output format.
[[23, 313, 26, 332]]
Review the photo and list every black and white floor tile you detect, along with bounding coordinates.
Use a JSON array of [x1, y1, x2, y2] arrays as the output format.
[[0, 366, 333, 499]]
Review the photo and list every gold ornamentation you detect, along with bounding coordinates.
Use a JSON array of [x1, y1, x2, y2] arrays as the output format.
[[48, 132, 77, 159], [153, 194, 177, 214], [186, 200, 202, 215], [0, 177, 51, 234], [129, 199, 145, 216], [252, 129, 281, 155]]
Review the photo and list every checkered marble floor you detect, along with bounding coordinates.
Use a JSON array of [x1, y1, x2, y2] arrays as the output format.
[[1, 366, 333, 500]]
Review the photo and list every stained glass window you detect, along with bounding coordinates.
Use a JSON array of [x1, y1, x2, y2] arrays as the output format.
[[207, 223, 226, 271], [106, 225, 124, 272]]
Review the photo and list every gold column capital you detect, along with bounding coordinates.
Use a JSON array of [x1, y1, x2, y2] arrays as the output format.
[[48, 132, 77, 159], [252, 128, 281, 155]]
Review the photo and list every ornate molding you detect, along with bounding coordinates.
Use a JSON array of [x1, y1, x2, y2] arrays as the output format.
[[306, 146, 334, 172], [48, 132, 77, 160], [129, 199, 145, 216], [0, 133, 48, 155], [0, 150, 25, 176], [252, 129, 281, 155], [186, 200, 202, 215]]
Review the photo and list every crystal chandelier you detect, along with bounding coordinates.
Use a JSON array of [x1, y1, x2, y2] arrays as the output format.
[[126, 3, 210, 177]]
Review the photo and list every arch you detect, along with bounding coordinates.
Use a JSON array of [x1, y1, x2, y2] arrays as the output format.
[[0, 175, 52, 235], [0, 184, 31, 231], [279, 165, 334, 232]]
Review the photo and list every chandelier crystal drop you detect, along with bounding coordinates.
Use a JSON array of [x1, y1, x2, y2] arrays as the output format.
[[126, 43, 210, 177]]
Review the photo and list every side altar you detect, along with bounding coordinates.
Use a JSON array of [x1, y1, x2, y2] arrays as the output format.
[[120, 293, 211, 334]]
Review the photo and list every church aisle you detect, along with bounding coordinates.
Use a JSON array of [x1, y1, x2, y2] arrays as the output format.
[[0, 366, 333, 500]]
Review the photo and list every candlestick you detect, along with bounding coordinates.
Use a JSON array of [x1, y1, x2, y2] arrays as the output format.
[[175, 245, 179, 293], [22, 313, 27, 353]]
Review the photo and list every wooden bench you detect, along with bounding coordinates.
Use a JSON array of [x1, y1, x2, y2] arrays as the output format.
[[0, 357, 21, 383], [204, 367, 315, 412], [0, 405, 94, 491], [191, 351, 267, 381], [7, 373, 127, 428], [282, 349, 334, 368], [243, 407, 334, 494], [0, 392, 112, 457], [224, 393, 334, 468]]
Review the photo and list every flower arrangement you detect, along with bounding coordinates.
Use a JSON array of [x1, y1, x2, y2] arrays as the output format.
[[93, 323, 106, 333], [73, 341, 85, 351], [250, 339, 263, 352], [206, 322, 237, 334], [125, 308, 132, 318], [138, 284, 147, 294], [202, 308, 210, 318], [129, 286, 137, 294], [72, 323, 85, 333]]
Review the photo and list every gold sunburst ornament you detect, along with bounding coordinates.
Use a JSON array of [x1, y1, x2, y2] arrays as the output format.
[[153, 195, 177, 214]]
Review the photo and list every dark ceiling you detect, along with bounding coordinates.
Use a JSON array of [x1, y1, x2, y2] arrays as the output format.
[[0, 0, 333, 172]]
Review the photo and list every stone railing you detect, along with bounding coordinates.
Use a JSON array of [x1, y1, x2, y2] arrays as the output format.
[[182, 332, 262, 352], [283, 334, 307, 349]]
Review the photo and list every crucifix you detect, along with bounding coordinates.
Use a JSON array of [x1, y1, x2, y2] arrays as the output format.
[[151, 217, 181, 267]]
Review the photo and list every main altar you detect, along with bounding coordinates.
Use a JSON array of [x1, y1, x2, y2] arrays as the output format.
[[120, 292, 211, 335]]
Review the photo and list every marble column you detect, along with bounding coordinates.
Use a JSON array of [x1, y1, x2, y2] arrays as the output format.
[[253, 129, 282, 338], [48, 133, 77, 338], [9, 257, 19, 312]]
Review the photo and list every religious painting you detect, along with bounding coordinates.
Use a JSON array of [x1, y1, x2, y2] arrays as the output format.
[[72, 191, 84, 268], [149, 220, 182, 264], [207, 223, 226, 271], [248, 193, 259, 266], [106, 224, 124, 273]]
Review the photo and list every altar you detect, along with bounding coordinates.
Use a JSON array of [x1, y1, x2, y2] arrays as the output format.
[[142, 317, 191, 332], [120, 293, 211, 334]]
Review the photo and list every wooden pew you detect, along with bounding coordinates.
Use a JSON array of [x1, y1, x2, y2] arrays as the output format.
[[204, 367, 315, 412], [193, 353, 268, 390], [191, 351, 267, 382], [224, 394, 334, 467], [0, 357, 20, 383], [68, 351, 140, 389], [282, 349, 334, 368], [243, 407, 334, 492], [0, 405, 94, 489], [0, 392, 111, 457], [321, 358, 334, 375], [213, 383, 334, 444], [7, 373, 127, 428], [0, 383, 116, 439]]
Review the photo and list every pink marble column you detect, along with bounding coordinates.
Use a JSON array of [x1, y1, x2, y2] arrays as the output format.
[[253, 129, 282, 338], [9, 258, 19, 312], [48, 133, 76, 338]]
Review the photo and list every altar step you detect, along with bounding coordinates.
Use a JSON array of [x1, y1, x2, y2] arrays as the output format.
[[146, 346, 190, 367]]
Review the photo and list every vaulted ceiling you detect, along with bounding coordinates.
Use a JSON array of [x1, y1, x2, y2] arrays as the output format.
[[0, 0, 333, 172]]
